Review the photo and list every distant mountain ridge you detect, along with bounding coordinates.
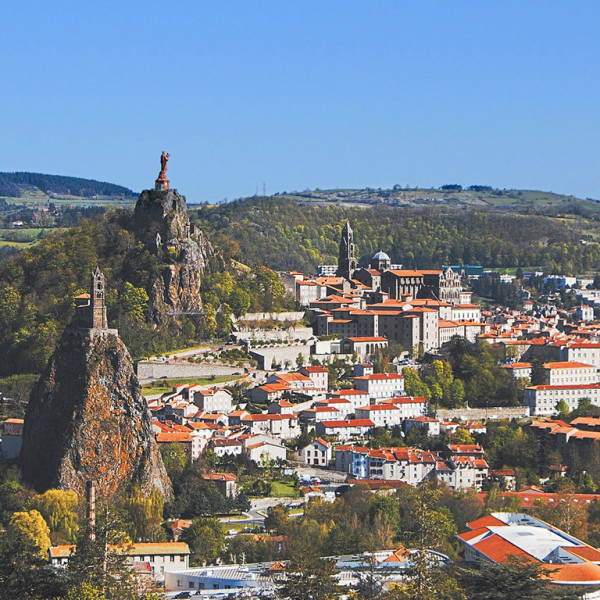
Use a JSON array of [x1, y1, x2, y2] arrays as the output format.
[[274, 185, 600, 213], [0, 171, 136, 198]]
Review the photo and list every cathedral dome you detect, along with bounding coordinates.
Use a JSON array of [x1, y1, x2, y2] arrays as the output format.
[[373, 251, 390, 261]]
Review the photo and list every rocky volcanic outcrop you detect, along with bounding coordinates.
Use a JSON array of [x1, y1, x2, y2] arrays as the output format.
[[19, 283, 172, 498], [133, 189, 219, 323]]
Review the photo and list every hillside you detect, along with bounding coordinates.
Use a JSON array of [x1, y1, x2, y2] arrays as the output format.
[[0, 171, 137, 206], [276, 185, 600, 213], [193, 196, 600, 276]]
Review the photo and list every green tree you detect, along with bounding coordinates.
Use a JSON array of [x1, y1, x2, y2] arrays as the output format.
[[182, 517, 225, 565], [160, 442, 189, 483], [120, 486, 165, 542], [119, 282, 149, 321], [67, 504, 137, 600], [556, 400, 570, 420], [227, 288, 251, 318], [31, 488, 80, 543], [264, 504, 289, 534], [0, 525, 67, 600], [393, 484, 459, 600], [402, 368, 431, 400], [8, 509, 51, 558], [65, 582, 106, 600], [279, 545, 340, 600], [448, 379, 465, 407]]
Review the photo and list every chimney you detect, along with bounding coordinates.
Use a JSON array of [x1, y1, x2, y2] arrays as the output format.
[[86, 480, 96, 541]]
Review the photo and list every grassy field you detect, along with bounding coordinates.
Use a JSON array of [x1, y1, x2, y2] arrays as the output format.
[[1, 196, 136, 208], [0, 227, 64, 248], [141, 375, 241, 396], [269, 481, 300, 498]]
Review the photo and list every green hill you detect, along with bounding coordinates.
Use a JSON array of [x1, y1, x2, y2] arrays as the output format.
[[193, 195, 600, 275], [0, 171, 137, 205]]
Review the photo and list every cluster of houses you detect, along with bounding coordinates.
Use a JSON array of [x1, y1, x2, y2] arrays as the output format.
[[147, 353, 497, 491], [530, 415, 600, 448], [335, 443, 488, 490]]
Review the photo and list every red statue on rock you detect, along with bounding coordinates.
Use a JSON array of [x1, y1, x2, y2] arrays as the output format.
[[155, 151, 170, 190]]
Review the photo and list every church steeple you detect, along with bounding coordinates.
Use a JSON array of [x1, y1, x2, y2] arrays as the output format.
[[90, 267, 108, 329], [337, 221, 357, 280]]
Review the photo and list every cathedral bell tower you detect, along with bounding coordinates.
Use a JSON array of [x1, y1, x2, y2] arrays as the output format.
[[337, 221, 357, 280], [90, 267, 108, 329]]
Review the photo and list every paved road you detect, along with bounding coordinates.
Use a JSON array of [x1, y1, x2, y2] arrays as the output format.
[[294, 465, 349, 483], [220, 497, 306, 530]]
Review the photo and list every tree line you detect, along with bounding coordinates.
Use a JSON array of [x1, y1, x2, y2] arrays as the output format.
[[193, 196, 600, 275], [0, 172, 135, 198]]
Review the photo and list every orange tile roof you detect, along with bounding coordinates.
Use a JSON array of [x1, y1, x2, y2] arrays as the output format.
[[320, 419, 375, 428], [354, 373, 404, 381], [156, 432, 192, 443], [543, 361, 596, 369], [466, 515, 506, 530], [472, 533, 532, 563]]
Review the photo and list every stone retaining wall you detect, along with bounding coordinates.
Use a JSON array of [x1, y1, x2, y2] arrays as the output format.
[[136, 361, 241, 383], [435, 406, 530, 421]]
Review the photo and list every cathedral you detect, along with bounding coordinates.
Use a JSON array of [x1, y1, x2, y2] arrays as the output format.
[[336, 221, 464, 303]]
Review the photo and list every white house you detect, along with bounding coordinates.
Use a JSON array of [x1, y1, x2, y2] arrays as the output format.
[[355, 404, 402, 428], [543, 362, 599, 386], [500, 362, 532, 380], [328, 389, 371, 411], [380, 396, 428, 419], [244, 440, 287, 463], [353, 373, 405, 400], [240, 413, 301, 439], [315, 419, 375, 441], [300, 438, 332, 466], [300, 406, 340, 424], [208, 438, 244, 457], [524, 384, 600, 415], [192, 387, 233, 414], [300, 366, 329, 391]]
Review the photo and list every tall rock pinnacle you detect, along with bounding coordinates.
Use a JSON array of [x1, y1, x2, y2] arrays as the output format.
[[19, 269, 172, 499], [133, 185, 219, 323]]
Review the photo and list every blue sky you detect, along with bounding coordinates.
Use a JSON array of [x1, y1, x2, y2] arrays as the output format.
[[3, 1, 600, 202]]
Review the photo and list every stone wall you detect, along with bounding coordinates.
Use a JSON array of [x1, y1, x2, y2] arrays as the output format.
[[234, 311, 305, 323], [249, 344, 313, 370], [233, 327, 314, 342], [435, 406, 531, 421], [136, 361, 241, 383]]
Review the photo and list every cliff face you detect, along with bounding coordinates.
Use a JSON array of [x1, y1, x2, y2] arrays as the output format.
[[19, 327, 172, 498], [133, 189, 219, 323]]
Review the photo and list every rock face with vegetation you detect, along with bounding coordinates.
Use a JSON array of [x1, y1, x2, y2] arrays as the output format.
[[134, 188, 219, 323], [19, 321, 172, 499]]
